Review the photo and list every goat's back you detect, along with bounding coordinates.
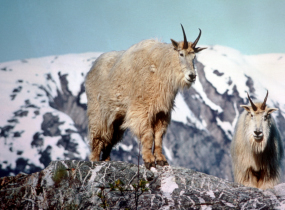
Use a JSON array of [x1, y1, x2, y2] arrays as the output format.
[[86, 39, 178, 102]]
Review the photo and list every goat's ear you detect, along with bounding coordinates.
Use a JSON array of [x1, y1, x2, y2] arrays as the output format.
[[267, 108, 278, 115], [171, 39, 179, 50], [241, 105, 251, 112], [194, 47, 207, 53]]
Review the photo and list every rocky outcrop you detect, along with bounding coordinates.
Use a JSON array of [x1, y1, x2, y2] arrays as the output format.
[[1, 160, 285, 209]]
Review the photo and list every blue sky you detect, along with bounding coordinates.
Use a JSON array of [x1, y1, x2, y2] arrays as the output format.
[[1, 0, 285, 62]]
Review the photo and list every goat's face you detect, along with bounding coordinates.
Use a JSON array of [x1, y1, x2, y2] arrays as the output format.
[[241, 91, 278, 152], [171, 25, 206, 87], [177, 47, 197, 85]]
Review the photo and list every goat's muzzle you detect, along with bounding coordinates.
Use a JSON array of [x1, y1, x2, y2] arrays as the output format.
[[253, 130, 264, 142], [189, 74, 196, 82]]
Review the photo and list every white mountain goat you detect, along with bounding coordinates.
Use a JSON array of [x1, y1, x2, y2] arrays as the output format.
[[230, 91, 283, 189], [85, 24, 206, 169]]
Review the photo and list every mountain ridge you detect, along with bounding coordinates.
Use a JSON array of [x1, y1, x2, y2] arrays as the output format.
[[0, 46, 284, 181]]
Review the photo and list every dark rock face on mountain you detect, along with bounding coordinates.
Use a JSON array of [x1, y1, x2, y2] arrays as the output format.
[[1, 160, 285, 209]]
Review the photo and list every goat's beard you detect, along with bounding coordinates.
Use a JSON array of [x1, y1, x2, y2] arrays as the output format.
[[183, 78, 194, 89], [185, 82, 193, 89], [176, 77, 193, 90], [250, 137, 267, 154]]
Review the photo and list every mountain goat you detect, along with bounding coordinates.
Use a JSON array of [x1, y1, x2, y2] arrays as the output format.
[[230, 91, 283, 189], [85, 24, 206, 169]]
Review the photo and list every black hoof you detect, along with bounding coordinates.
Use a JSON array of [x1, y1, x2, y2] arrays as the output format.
[[145, 162, 156, 169], [156, 160, 164, 166], [156, 160, 169, 166]]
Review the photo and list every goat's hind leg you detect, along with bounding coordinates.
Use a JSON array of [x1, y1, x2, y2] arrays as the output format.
[[101, 144, 113, 161], [101, 117, 125, 161], [89, 137, 104, 161], [90, 136, 113, 161]]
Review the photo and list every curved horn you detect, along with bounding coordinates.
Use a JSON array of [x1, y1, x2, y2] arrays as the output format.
[[247, 92, 257, 111], [181, 24, 188, 49], [261, 90, 268, 110], [191, 28, 202, 49]]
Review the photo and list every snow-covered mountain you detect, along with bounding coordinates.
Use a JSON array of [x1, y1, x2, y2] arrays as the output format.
[[0, 46, 284, 181]]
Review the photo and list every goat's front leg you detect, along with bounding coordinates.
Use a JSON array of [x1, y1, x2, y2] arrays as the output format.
[[141, 132, 156, 169], [153, 115, 169, 167], [153, 130, 168, 166]]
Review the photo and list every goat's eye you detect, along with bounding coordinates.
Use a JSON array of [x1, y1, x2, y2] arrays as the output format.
[[250, 114, 253, 118], [180, 53, 184, 57], [264, 115, 267, 121]]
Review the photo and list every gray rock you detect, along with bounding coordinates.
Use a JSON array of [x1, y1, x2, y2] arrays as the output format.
[[1, 160, 284, 209]]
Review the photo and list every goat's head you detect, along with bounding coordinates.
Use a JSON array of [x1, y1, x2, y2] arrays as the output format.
[[171, 24, 206, 87], [241, 91, 278, 152]]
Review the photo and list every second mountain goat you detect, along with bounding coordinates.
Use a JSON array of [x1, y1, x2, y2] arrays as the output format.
[[231, 91, 283, 189]]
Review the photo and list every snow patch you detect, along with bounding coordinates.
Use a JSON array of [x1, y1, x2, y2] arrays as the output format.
[[89, 165, 103, 183], [206, 190, 215, 199], [172, 92, 206, 130], [192, 75, 223, 113], [216, 117, 233, 140], [80, 92, 88, 104], [161, 176, 178, 198], [198, 197, 211, 210], [197, 45, 249, 97], [114, 143, 133, 152], [163, 145, 173, 161]]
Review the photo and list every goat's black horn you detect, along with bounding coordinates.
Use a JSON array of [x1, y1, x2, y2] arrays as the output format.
[[261, 90, 268, 110], [191, 28, 202, 49], [181, 24, 188, 49], [247, 92, 257, 111]]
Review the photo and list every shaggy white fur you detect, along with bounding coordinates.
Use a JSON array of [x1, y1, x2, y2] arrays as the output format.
[[231, 92, 283, 189], [85, 25, 205, 169]]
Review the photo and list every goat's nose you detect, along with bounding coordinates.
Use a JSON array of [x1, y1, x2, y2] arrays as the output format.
[[189, 74, 196, 80], [254, 131, 262, 136]]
